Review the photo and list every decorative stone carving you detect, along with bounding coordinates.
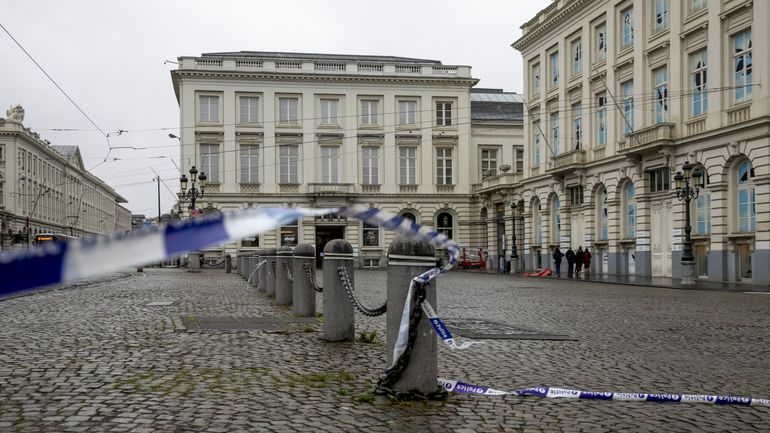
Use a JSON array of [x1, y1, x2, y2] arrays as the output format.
[[499, 164, 512, 173], [6, 104, 24, 122]]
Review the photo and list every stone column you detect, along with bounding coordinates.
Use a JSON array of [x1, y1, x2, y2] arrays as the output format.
[[322, 239, 354, 342], [293, 243, 316, 317], [275, 246, 294, 306], [188, 252, 201, 273], [386, 236, 438, 394]]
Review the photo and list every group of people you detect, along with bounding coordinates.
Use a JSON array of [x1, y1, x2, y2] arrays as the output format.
[[551, 246, 592, 278]]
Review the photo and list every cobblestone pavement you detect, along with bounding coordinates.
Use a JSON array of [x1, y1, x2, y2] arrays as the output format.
[[1, 268, 769, 432]]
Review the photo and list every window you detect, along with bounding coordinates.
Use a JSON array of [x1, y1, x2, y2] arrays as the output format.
[[690, 0, 707, 13], [596, 23, 607, 62], [622, 80, 634, 134], [241, 234, 259, 248], [398, 100, 417, 125], [361, 99, 380, 125], [733, 30, 753, 103], [278, 97, 298, 124], [691, 50, 708, 116], [654, 66, 668, 124], [533, 121, 542, 166], [399, 147, 417, 185], [363, 223, 380, 247], [361, 147, 379, 185], [533, 200, 543, 244], [515, 149, 524, 173], [437, 212, 453, 239], [597, 94, 607, 146], [624, 181, 636, 238], [481, 149, 497, 178], [571, 38, 582, 75], [597, 186, 608, 240], [654, 0, 668, 32], [320, 146, 340, 183], [737, 160, 755, 232], [695, 168, 711, 235], [436, 102, 452, 126], [569, 186, 584, 206], [0, 177, 3, 208], [198, 95, 219, 123], [531, 63, 541, 94], [240, 144, 259, 183], [436, 147, 453, 185], [279, 144, 299, 183], [621, 7, 634, 48], [648, 167, 670, 192], [320, 99, 339, 125], [0, 145, 4, 160], [200, 143, 219, 183], [551, 196, 561, 243], [280, 219, 298, 247], [572, 102, 582, 150], [549, 51, 559, 86], [551, 112, 559, 155], [239, 96, 259, 124]]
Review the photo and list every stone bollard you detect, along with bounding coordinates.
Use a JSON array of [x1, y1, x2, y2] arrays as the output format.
[[275, 246, 294, 306], [136, 266, 143, 272], [257, 250, 267, 293], [293, 243, 316, 317], [225, 254, 232, 273], [386, 237, 438, 394], [262, 248, 277, 298], [322, 239, 354, 342], [188, 252, 201, 273]]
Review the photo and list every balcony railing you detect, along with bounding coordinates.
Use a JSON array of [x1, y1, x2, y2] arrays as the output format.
[[308, 183, 354, 195], [619, 123, 675, 152], [547, 149, 585, 168], [727, 103, 751, 126], [475, 172, 522, 194], [686, 117, 707, 136]]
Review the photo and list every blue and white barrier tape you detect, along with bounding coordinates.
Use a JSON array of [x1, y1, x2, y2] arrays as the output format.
[[438, 378, 770, 407]]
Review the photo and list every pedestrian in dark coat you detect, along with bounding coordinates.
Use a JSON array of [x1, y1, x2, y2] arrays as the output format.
[[552, 247, 564, 277], [575, 246, 585, 277], [583, 247, 592, 277], [565, 247, 575, 278]]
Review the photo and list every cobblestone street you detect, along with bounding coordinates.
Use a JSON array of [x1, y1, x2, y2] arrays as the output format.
[[1, 268, 769, 432]]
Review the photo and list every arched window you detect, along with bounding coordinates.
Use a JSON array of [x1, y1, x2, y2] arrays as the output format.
[[532, 198, 542, 244], [437, 212, 453, 239], [623, 181, 636, 238], [694, 165, 711, 235], [400, 211, 418, 223], [596, 185, 608, 240], [480, 207, 488, 247], [551, 195, 561, 243], [737, 160, 756, 232]]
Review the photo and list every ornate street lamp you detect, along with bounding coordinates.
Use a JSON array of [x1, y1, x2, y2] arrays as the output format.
[[179, 166, 207, 216], [510, 201, 519, 275], [674, 161, 702, 285]]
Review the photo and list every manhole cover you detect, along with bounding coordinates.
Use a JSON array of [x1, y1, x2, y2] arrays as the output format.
[[443, 318, 576, 341], [146, 301, 177, 307], [180, 315, 318, 331]]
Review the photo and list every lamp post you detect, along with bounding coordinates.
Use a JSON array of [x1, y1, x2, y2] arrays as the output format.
[[510, 202, 519, 275], [178, 166, 207, 216], [674, 161, 701, 285]]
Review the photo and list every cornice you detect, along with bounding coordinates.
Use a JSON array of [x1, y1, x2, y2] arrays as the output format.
[[172, 70, 479, 88], [512, 0, 594, 52]]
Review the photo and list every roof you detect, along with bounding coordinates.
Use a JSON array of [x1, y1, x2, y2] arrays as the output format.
[[50, 145, 78, 160], [471, 89, 524, 122], [201, 51, 442, 65]]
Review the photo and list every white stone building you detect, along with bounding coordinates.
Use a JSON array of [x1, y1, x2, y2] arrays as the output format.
[[0, 105, 128, 248], [511, 0, 769, 284], [171, 52, 524, 266]]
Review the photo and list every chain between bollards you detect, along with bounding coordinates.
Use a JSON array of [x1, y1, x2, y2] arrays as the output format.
[[337, 266, 386, 317], [283, 262, 294, 283], [304, 262, 323, 292]]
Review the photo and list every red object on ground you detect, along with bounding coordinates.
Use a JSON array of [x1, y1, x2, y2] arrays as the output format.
[[522, 268, 553, 277]]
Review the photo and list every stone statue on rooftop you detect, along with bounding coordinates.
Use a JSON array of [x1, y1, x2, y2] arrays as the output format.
[[6, 104, 24, 122]]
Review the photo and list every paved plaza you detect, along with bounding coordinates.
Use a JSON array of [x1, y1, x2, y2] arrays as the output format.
[[1, 268, 769, 432]]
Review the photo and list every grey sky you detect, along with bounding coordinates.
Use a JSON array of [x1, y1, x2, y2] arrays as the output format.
[[1, 0, 550, 219]]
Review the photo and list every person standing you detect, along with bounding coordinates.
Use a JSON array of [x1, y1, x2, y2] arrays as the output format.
[[552, 247, 564, 277], [565, 247, 575, 278], [583, 247, 592, 278], [575, 246, 585, 278]]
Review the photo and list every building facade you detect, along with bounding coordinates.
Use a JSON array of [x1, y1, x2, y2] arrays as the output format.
[[0, 105, 128, 248], [171, 52, 523, 266], [512, 0, 770, 284]]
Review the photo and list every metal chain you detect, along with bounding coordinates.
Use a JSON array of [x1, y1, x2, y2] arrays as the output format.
[[375, 281, 427, 396], [270, 261, 276, 276], [282, 262, 294, 283], [303, 262, 323, 292], [337, 266, 386, 317]]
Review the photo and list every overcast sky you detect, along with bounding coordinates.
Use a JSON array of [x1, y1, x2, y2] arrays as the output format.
[[1, 0, 551, 219]]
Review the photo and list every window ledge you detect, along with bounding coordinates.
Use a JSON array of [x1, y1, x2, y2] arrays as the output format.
[[317, 124, 342, 129], [618, 238, 636, 245], [726, 232, 755, 240]]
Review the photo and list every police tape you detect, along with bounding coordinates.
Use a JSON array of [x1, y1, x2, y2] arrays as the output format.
[[438, 378, 770, 407]]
